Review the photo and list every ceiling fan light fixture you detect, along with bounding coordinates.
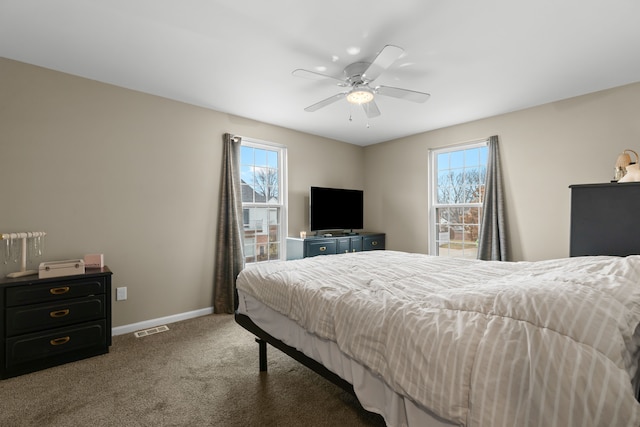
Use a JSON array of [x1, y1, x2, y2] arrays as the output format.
[[294, 45, 430, 115], [346, 88, 374, 104]]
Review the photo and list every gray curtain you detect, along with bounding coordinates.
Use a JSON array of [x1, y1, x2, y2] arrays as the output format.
[[213, 133, 244, 313], [477, 135, 508, 261]]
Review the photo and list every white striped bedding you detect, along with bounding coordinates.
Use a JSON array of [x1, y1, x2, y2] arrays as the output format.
[[235, 251, 640, 426]]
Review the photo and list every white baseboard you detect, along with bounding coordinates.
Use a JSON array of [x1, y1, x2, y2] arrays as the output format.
[[112, 307, 214, 336]]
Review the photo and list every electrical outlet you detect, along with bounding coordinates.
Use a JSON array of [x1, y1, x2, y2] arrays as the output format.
[[116, 287, 127, 301]]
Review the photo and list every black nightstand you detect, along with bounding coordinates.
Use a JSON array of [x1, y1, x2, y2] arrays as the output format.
[[0, 267, 112, 379]]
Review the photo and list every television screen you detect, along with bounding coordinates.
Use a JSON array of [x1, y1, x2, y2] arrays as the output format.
[[310, 186, 364, 232]]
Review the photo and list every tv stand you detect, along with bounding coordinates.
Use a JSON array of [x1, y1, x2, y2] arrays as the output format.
[[287, 232, 385, 259]]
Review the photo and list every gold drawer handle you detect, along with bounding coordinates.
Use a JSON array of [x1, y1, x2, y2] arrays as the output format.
[[50, 309, 70, 318], [319, 246, 326, 252], [50, 286, 70, 295], [371, 241, 378, 246], [50, 336, 70, 346]]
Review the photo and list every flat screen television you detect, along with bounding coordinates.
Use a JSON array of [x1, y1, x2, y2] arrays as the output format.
[[310, 186, 364, 232]]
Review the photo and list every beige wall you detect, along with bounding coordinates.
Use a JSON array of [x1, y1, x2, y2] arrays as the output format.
[[3, 57, 640, 328], [0, 58, 363, 327], [364, 82, 640, 261]]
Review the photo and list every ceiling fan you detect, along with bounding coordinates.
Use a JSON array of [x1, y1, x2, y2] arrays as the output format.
[[292, 45, 430, 118]]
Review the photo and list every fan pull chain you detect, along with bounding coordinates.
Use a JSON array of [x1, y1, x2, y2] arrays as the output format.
[[346, 104, 371, 127]]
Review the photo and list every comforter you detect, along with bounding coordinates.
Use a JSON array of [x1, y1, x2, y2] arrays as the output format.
[[236, 251, 640, 426]]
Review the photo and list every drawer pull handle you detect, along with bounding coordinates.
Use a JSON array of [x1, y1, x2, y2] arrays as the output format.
[[319, 246, 326, 252], [50, 286, 70, 295], [371, 241, 378, 246], [50, 336, 70, 346], [50, 309, 70, 318]]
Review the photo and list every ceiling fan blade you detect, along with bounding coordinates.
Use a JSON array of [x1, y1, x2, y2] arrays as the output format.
[[362, 100, 381, 118], [362, 45, 404, 83], [292, 69, 346, 85], [375, 85, 431, 103], [304, 92, 347, 112]]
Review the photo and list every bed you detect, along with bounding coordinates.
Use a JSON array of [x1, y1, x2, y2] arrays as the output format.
[[235, 250, 640, 426]]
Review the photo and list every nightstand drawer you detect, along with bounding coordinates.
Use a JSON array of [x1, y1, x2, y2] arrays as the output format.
[[5, 321, 107, 368], [5, 277, 105, 306], [6, 296, 106, 337]]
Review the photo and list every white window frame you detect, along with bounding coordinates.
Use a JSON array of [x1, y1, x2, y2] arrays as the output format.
[[428, 139, 488, 257], [240, 137, 288, 263]]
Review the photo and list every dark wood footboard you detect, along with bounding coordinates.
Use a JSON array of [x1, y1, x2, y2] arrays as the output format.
[[234, 312, 356, 396]]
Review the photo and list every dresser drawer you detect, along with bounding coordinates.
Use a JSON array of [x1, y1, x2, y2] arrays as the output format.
[[5, 321, 107, 368], [337, 236, 364, 253], [305, 239, 337, 257], [6, 295, 106, 337], [363, 234, 385, 251], [5, 277, 105, 307]]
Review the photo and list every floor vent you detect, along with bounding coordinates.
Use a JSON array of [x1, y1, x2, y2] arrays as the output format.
[[134, 325, 169, 338]]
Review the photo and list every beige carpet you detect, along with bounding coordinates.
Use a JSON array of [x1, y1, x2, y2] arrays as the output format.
[[0, 314, 386, 426]]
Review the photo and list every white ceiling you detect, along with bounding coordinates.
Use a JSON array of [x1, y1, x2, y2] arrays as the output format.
[[2, 0, 640, 146]]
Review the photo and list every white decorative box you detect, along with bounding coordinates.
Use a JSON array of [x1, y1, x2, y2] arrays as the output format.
[[39, 259, 85, 279]]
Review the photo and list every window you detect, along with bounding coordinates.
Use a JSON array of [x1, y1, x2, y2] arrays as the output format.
[[429, 140, 488, 258], [240, 138, 287, 263]]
